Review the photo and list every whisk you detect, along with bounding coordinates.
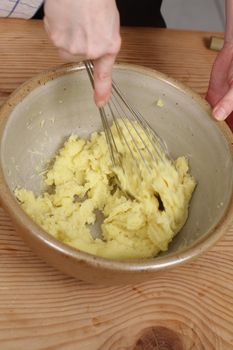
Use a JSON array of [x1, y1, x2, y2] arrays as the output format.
[[84, 60, 169, 172]]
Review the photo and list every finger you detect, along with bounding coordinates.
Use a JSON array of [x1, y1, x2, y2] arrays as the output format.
[[93, 54, 115, 107], [206, 86, 221, 107], [213, 86, 233, 121], [58, 49, 83, 62]]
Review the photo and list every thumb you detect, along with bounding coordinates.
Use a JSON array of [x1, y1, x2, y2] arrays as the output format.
[[212, 85, 233, 121], [93, 55, 115, 107]]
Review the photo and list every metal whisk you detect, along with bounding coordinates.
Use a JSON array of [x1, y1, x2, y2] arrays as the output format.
[[84, 60, 169, 172]]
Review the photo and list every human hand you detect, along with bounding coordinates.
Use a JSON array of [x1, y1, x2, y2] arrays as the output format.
[[44, 0, 121, 106], [207, 43, 233, 121]]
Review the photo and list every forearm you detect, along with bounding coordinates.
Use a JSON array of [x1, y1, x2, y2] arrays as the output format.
[[225, 0, 233, 43]]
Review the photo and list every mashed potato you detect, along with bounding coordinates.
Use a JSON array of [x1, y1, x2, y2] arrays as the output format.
[[15, 121, 196, 260]]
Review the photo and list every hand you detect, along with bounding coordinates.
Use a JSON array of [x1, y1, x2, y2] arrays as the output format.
[[44, 0, 121, 106], [207, 43, 233, 121]]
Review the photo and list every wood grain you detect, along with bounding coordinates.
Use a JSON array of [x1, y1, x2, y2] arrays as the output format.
[[0, 19, 233, 349]]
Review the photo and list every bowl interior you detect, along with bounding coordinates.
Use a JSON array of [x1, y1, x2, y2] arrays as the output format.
[[1, 64, 233, 257]]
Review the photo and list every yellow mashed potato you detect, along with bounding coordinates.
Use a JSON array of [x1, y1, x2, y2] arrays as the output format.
[[15, 121, 196, 260]]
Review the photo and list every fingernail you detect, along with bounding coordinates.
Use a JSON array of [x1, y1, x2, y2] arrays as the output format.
[[213, 107, 227, 121], [95, 93, 111, 108], [97, 100, 106, 108]]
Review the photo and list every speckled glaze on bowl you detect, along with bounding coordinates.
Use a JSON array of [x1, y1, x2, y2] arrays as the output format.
[[0, 62, 233, 284]]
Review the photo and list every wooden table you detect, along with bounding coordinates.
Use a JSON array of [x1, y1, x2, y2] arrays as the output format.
[[0, 19, 232, 350]]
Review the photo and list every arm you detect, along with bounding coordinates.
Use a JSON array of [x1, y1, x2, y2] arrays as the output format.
[[44, 0, 121, 107], [207, 0, 233, 120]]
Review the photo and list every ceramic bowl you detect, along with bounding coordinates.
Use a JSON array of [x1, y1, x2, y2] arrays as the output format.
[[0, 63, 233, 284]]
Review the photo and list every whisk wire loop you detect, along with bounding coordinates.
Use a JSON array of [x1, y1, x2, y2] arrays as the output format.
[[84, 60, 169, 172]]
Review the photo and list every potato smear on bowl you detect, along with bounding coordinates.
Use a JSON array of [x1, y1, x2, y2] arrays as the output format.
[[15, 121, 196, 260]]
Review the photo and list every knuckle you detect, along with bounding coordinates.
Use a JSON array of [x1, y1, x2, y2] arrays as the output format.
[[96, 70, 111, 81], [87, 35, 121, 59], [50, 32, 64, 49], [86, 46, 99, 60], [68, 43, 79, 55], [115, 35, 122, 50], [109, 36, 121, 55]]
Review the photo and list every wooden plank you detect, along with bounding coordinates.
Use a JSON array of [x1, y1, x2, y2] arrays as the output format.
[[0, 19, 233, 349]]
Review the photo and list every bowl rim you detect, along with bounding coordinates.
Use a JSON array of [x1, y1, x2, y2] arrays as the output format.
[[0, 61, 233, 272]]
